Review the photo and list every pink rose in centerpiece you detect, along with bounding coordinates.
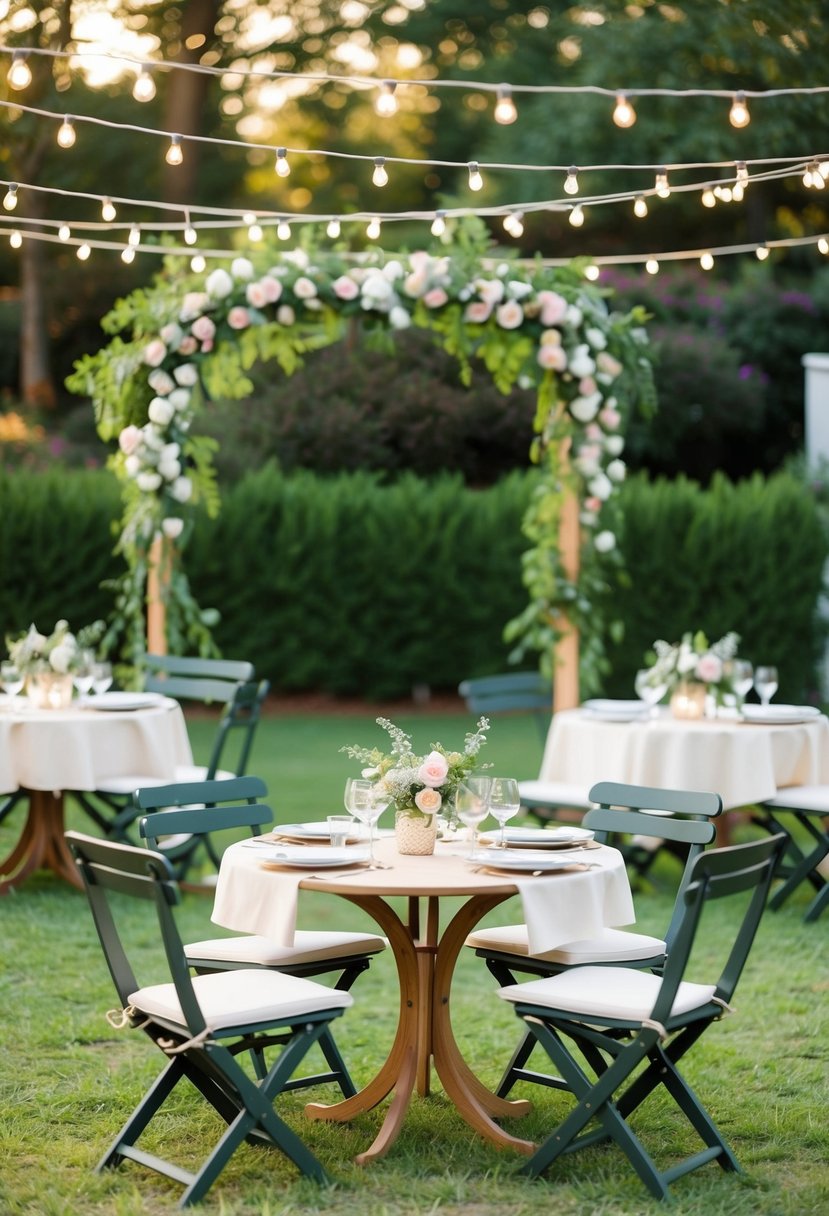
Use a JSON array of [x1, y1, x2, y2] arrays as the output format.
[[415, 788, 442, 814], [418, 751, 449, 788], [696, 653, 723, 683]]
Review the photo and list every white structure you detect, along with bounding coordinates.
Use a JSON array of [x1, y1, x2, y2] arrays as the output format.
[[803, 353, 829, 698]]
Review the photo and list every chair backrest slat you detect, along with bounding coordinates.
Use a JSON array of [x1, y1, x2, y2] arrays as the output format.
[[133, 775, 267, 812], [459, 672, 552, 744], [589, 781, 723, 819], [141, 801, 273, 851], [584, 805, 716, 847]]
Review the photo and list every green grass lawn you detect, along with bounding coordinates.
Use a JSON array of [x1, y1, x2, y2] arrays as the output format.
[[1, 706, 827, 1216]]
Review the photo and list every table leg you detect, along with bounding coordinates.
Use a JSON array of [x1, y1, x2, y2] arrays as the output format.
[[0, 789, 82, 894]]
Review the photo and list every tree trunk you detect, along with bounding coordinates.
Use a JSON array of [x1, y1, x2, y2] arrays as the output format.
[[162, 0, 222, 205], [19, 190, 55, 408]]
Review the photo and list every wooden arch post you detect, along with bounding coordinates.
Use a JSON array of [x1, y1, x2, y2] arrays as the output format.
[[553, 487, 581, 713], [146, 534, 169, 656]]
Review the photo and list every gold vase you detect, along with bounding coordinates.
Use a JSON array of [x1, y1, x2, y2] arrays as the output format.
[[670, 680, 707, 721], [394, 810, 437, 856], [27, 671, 74, 709]]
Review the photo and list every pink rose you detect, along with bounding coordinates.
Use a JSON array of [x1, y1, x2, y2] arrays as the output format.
[[537, 344, 567, 371], [415, 788, 442, 814], [417, 751, 449, 788], [536, 290, 568, 326], [579, 376, 598, 396], [496, 300, 524, 329], [464, 301, 492, 324], [423, 288, 448, 309], [260, 275, 282, 304], [332, 275, 359, 301], [142, 339, 167, 367], [227, 306, 251, 330], [246, 281, 268, 308], [599, 406, 621, 430], [293, 276, 318, 300], [201, 338, 214, 353], [177, 336, 198, 354], [597, 351, 623, 378], [695, 654, 723, 683], [118, 425, 142, 456], [191, 316, 216, 342], [180, 291, 210, 321], [584, 496, 603, 513], [586, 423, 602, 441]]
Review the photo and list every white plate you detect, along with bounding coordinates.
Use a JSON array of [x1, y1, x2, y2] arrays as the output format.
[[741, 705, 821, 725], [582, 699, 650, 723], [275, 821, 347, 840], [479, 825, 594, 849], [83, 691, 168, 711], [248, 844, 371, 868], [471, 848, 590, 872]]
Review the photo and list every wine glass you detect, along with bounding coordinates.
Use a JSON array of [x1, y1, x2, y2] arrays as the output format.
[[344, 778, 388, 868], [455, 776, 492, 859], [0, 661, 24, 711], [91, 661, 113, 696], [489, 777, 520, 848], [753, 666, 779, 708], [72, 649, 96, 698], [725, 660, 753, 703], [634, 669, 668, 717]]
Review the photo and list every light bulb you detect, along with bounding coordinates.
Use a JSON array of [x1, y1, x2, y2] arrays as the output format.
[[430, 210, 446, 237], [467, 162, 483, 192], [3, 185, 18, 212], [803, 165, 815, 188], [248, 222, 263, 242], [165, 135, 183, 166], [700, 251, 714, 271], [133, 67, 156, 102], [375, 80, 398, 117], [655, 168, 670, 198], [701, 188, 717, 208], [366, 216, 382, 240], [735, 161, 749, 187], [818, 237, 829, 256], [584, 264, 600, 281], [719, 186, 733, 203], [504, 211, 524, 237], [633, 195, 648, 218], [819, 160, 829, 181], [612, 93, 636, 128], [811, 161, 825, 190], [327, 217, 341, 238], [275, 147, 290, 178], [101, 197, 116, 222], [494, 84, 517, 125], [77, 243, 91, 261], [8, 52, 32, 91], [57, 117, 76, 149], [645, 257, 659, 275], [9, 230, 22, 249], [121, 246, 135, 264], [58, 224, 71, 242], [756, 244, 770, 260], [184, 223, 197, 245], [729, 91, 750, 129], [128, 224, 140, 247], [568, 204, 584, 227], [277, 219, 291, 241], [191, 254, 206, 272], [372, 157, 389, 188], [564, 166, 579, 195]]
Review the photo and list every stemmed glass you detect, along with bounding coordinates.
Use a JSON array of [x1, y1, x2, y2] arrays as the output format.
[[72, 650, 96, 699], [344, 777, 389, 869], [634, 669, 668, 718], [455, 776, 492, 859], [91, 661, 113, 696], [489, 777, 521, 848], [753, 666, 779, 708], [725, 660, 754, 706], [0, 662, 24, 711]]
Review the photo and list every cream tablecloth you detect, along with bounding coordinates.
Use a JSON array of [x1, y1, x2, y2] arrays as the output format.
[[537, 709, 829, 810], [211, 835, 635, 957]]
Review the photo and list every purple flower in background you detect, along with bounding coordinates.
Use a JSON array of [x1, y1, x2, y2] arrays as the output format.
[[781, 290, 817, 314]]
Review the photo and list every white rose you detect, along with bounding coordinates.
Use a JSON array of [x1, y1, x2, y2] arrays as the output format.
[[382, 259, 404, 281], [147, 369, 175, 395], [136, 471, 163, 492], [276, 305, 295, 326], [158, 457, 182, 482], [205, 268, 234, 299], [148, 397, 175, 427], [569, 393, 602, 423], [585, 326, 608, 351], [168, 388, 191, 412], [565, 304, 583, 327], [159, 322, 183, 348], [162, 517, 184, 539], [173, 363, 199, 387], [389, 305, 411, 329], [230, 257, 255, 281], [569, 344, 596, 378], [282, 249, 309, 270], [594, 530, 616, 553], [49, 642, 76, 674], [607, 458, 627, 482], [170, 476, 193, 503], [588, 472, 613, 501], [507, 279, 533, 299], [124, 454, 141, 477], [605, 435, 625, 456]]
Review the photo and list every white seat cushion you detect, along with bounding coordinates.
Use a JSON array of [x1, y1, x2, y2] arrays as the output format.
[[466, 924, 666, 965], [764, 785, 829, 813], [185, 930, 387, 966], [498, 965, 716, 1021], [95, 765, 235, 796], [518, 780, 594, 810], [130, 968, 352, 1032]]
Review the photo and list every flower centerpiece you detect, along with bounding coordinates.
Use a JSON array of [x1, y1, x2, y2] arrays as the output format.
[[341, 716, 490, 854], [6, 619, 104, 708], [642, 630, 741, 719]]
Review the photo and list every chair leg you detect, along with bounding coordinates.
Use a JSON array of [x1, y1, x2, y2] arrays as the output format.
[[804, 881, 829, 922], [98, 1057, 184, 1172]]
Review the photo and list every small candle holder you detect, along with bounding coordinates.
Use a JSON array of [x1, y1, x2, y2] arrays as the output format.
[[670, 680, 707, 721]]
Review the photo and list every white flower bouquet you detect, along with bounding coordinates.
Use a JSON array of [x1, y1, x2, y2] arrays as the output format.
[[642, 630, 741, 698], [6, 619, 104, 677]]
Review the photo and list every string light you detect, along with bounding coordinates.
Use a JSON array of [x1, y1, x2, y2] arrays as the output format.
[[372, 157, 389, 187], [165, 134, 183, 166], [121, 245, 135, 263], [277, 219, 291, 240], [128, 223, 141, 247], [101, 196, 116, 222], [655, 168, 670, 198], [808, 160, 825, 189], [818, 237, 829, 255], [56, 116, 76, 148], [58, 223, 71, 242], [375, 80, 398, 117], [700, 251, 714, 270], [633, 195, 648, 218], [612, 93, 636, 128], [366, 216, 382, 240], [8, 51, 32, 91], [820, 160, 829, 181], [645, 257, 660, 275], [503, 211, 524, 237], [732, 182, 745, 202], [133, 66, 156, 102], [183, 210, 197, 244], [190, 253, 206, 272], [275, 147, 290, 178], [584, 264, 600, 281], [564, 166, 579, 195], [494, 84, 518, 125], [467, 162, 483, 191], [735, 161, 749, 187], [568, 203, 584, 227], [246, 213, 263, 242], [701, 188, 716, 207], [729, 91, 750, 128], [9, 230, 21, 248], [756, 244, 769, 260], [326, 217, 341, 238], [3, 184, 18, 212], [76, 243, 91, 260], [430, 210, 446, 237]]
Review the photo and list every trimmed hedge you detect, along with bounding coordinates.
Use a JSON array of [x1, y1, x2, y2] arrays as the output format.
[[1, 466, 826, 702]]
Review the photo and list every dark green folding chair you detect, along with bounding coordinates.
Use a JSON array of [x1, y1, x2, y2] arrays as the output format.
[[752, 786, 829, 922], [499, 833, 786, 1200], [66, 829, 352, 1207], [466, 781, 723, 1097], [136, 776, 386, 1095]]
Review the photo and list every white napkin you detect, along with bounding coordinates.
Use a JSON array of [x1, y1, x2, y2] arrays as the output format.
[[211, 841, 304, 947], [516, 849, 635, 955]]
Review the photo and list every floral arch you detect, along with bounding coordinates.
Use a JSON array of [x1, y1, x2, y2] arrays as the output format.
[[69, 227, 654, 698]]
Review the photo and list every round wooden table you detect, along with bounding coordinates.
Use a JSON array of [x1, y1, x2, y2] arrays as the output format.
[[212, 835, 633, 1164], [0, 695, 192, 893]]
